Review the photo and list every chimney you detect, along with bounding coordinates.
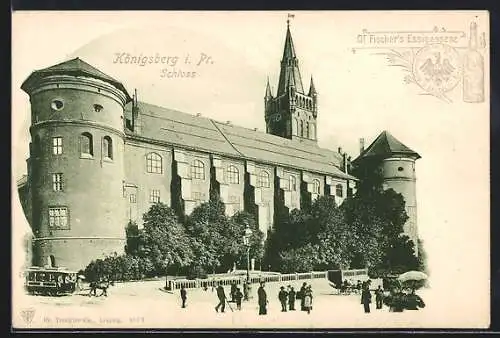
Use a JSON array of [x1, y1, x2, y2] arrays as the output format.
[[196, 113, 202, 117], [226, 121, 231, 125], [338, 147, 343, 154], [253, 127, 258, 131], [359, 138, 365, 154]]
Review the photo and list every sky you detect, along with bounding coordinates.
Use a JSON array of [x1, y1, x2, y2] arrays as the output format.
[[12, 11, 490, 327]]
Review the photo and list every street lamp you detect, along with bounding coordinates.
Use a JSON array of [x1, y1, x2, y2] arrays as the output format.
[[243, 224, 253, 285]]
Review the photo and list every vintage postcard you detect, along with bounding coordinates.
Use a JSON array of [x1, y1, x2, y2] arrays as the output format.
[[11, 11, 490, 330]]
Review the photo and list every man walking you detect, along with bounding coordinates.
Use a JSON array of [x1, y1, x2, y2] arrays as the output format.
[[180, 285, 187, 308], [375, 285, 384, 309], [258, 282, 268, 315], [278, 286, 288, 312], [215, 282, 226, 313], [234, 287, 243, 310], [288, 286, 296, 311], [361, 284, 372, 313], [299, 282, 307, 311]]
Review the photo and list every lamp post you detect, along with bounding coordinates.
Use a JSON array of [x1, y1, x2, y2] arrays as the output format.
[[243, 224, 253, 284]]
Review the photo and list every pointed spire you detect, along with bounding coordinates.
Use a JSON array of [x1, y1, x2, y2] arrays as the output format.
[[308, 76, 317, 96], [277, 21, 304, 95], [265, 77, 272, 98]]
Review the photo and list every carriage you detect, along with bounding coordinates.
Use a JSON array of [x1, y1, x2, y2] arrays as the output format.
[[327, 268, 370, 295], [24, 266, 78, 296]]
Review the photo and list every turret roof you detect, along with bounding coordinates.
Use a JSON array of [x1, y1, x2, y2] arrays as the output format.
[[21, 57, 132, 102], [353, 130, 421, 163]]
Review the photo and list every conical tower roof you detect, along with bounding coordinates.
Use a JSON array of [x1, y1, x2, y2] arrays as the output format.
[[21, 57, 132, 102], [354, 130, 421, 163]]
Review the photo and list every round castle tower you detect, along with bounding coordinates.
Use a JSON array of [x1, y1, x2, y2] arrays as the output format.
[[21, 58, 132, 271], [354, 131, 421, 255]]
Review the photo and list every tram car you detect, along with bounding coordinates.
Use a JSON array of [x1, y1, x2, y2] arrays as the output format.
[[24, 266, 77, 296]]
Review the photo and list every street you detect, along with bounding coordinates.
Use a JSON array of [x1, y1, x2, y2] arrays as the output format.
[[12, 278, 453, 329]]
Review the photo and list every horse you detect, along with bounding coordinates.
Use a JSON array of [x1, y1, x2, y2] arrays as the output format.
[[88, 279, 114, 297]]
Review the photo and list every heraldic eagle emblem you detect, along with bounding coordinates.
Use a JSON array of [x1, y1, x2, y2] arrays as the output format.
[[418, 52, 456, 86]]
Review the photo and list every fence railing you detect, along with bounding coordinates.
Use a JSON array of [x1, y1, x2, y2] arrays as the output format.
[[166, 271, 328, 291]]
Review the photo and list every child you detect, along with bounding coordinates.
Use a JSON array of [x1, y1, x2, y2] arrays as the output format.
[[234, 287, 243, 310]]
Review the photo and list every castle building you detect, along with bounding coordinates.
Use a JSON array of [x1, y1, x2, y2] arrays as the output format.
[[352, 131, 421, 255], [17, 22, 358, 271]]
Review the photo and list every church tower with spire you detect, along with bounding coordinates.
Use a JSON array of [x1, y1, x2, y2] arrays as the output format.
[[265, 20, 318, 145]]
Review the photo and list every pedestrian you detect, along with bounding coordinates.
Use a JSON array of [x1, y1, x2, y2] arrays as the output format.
[[258, 282, 268, 315], [299, 282, 307, 311], [361, 284, 372, 313], [230, 281, 237, 302], [405, 289, 425, 310], [278, 286, 288, 312], [288, 286, 296, 311], [243, 281, 249, 301], [180, 285, 187, 308], [234, 287, 243, 310], [215, 282, 226, 313], [375, 285, 384, 310], [304, 287, 313, 314]]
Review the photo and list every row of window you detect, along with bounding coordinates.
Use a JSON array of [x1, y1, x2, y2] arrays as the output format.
[[48, 134, 113, 159], [48, 171, 342, 197], [47, 183, 343, 229]]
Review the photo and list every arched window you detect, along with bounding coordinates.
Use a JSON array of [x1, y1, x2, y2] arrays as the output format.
[[227, 165, 239, 184], [312, 179, 321, 194], [146, 152, 162, 174], [80, 132, 93, 156], [300, 120, 304, 137], [306, 122, 310, 138], [257, 171, 270, 188], [289, 175, 297, 191], [102, 136, 113, 160], [336, 184, 343, 197], [191, 159, 205, 180]]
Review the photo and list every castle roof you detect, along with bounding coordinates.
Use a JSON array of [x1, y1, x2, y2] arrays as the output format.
[[125, 101, 356, 181], [21, 57, 132, 102], [353, 130, 421, 164]]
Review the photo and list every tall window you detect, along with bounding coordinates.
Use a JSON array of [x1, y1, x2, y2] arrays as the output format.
[[336, 184, 343, 197], [312, 179, 321, 194], [52, 173, 63, 191], [300, 120, 304, 137], [146, 153, 162, 174], [306, 122, 310, 138], [257, 171, 270, 188], [293, 118, 298, 136], [150, 189, 160, 203], [191, 159, 205, 180], [227, 165, 239, 184], [48, 207, 69, 229], [103, 136, 113, 160], [80, 132, 93, 156], [289, 175, 297, 191], [52, 137, 63, 155]]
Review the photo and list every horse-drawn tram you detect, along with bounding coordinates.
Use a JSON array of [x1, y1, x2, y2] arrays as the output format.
[[24, 266, 77, 296]]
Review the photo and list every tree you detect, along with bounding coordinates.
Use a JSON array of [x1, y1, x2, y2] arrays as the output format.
[[140, 202, 194, 277], [278, 243, 318, 273]]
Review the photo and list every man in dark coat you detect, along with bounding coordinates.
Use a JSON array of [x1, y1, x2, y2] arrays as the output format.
[[361, 284, 372, 313], [180, 286, 187, 308], [288, 286, 296, 311], [230, 281, 237, 302], [215, 282, 226, 313], [299, 282, 307, 311], [258, 282, 268, 315], [278, 286, 288, 312], [405, 289, 425, 310], [234, 287, 243, 310], [375, 285, 384, 309]]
